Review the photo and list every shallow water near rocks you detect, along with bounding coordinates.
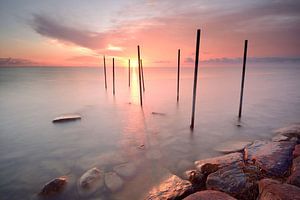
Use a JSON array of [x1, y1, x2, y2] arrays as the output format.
[[0, 66, 300, 199]]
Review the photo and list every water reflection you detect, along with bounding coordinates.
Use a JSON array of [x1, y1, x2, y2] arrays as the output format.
[[130, 67, 140, 105]]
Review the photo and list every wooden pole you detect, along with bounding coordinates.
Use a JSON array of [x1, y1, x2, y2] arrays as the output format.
[[137, 46, 143, 106], [113, 57, 115, 95], [128, 59, 131, 87], [177, 49, 181, 102], [141, 59, 145, 92], [103, 55, 107, 89], [190, 29, 201, 130], [238, 40, 248, 118]]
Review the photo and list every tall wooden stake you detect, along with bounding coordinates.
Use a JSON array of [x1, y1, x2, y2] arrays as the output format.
[[137, 46, 143, 106], [141, 59, 145, 92], [128, 59, 131, 87], [238, 40, 248, 118], [113, 57, 115, 95], [177, 49, 181, 102], [103, 55, 107, 89], [190, 29, 201, 130]]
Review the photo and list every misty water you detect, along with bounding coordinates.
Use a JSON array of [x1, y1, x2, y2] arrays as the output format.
[[0, 66, 300, 200]]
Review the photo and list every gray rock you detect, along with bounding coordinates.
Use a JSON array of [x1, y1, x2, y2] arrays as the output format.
[[145, 175, 193, 200], [113, 162, 136, 178], [104, 172, 124, 192], [245, 140, 296, 177], [39, 176, 67, 196], [78, 168, 104, 196], [274, 123, 300, 140], [214, 141, 252, 153], [183, 190, 237, 200], [287, 156, 300, 187], [52, 114, 81, 123]]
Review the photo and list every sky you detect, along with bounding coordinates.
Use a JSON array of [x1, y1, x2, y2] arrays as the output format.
[[0, 0, 300, 67]]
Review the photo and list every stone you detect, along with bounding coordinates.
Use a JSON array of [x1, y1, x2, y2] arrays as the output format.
[[206, 163, 258, 200], [258, 178, 300, 200], [113, 162, 136, 178], [195, 152, 243, 173], [77, 168, 104, 196], [183, 170, 206, 189], [293, 144, 300, 158], [151, 112, 166, 116], [287, 156, 300, 187], [39, 176, 67, 196], [183, 190, 237, 200], [271, 134, 289, 142], [145, 175, 193, 200], [214, 141, 252, 153], [274, 123, 300, 140], [245, 140, 296, 177], [104, 172, 124, 192], [52, 114, 81, 123]]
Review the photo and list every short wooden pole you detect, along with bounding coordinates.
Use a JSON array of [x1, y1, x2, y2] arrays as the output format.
[[137, 46, 143, 106], [141, 59, 145, 92], [238, 40, 248, 118], [177, 49, 181, 102], [190, 29, 201, 130], [103, 55, 107, 89], [128, 59, 131, 87], [113, 57, 115, 95]]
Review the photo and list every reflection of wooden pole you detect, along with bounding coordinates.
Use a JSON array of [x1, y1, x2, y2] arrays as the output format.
[[128, 59, 131, 87], [177, 49, 181, 102], [113, 58, 115, 95], [190, 29, 201, 130], [137, 46, 143, 106], [238, 40, 248, 118], [103, 55, 107, 90], [141, 59, 145, 92]]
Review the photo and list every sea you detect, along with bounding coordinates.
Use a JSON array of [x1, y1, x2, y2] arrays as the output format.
[[0, 65, 300, 199]]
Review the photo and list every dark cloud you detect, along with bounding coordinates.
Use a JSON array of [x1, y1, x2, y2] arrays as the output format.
[[0, 57, 37, 66]]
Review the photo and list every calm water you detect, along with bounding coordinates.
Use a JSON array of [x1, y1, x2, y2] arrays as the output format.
[[0, 66, 300, 199]]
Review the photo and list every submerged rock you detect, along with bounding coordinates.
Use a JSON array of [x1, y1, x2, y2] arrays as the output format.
[[183, 190, 237, 200], [104, 172, 124, 192], [245, 140, 296, 177], [214, 141, 252, 153], [39, 176, 67, 196], [287, 156, 300, 187], [145, 175, 193, 200], [274, 123, 300, 140], [258, 178, 300, 200], [113, 162, 136, 178], [77, 167, 104, 196], [52, 114, 81, 123], [151, 112, 166, 116]]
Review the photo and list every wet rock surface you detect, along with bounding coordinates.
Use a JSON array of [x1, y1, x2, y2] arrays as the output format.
[[52, 114, 81, 123], [39, 176, 67, 196], [258, 178, 300, 200], [183, 190, 237, 200], [245, 140, 296, 177], [287, 156, 300, 187], [77, 167, 104, 196], [214, 141, 252, 153], [274, 123, 300, 139], [104, 172, 124, 192], [145, 175, 193, 200], [293, 144, 300, 158]]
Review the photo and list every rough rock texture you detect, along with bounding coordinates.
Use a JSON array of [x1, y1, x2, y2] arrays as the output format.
[[145, 175, 193, 200], [104, 172, 124, 192], [293, 144, 300, 158], [113, 162, 136, 178], [183, 170, 206, 189], [214, 141, 252, 153], [287, 156, 300, 187], [77, 168, 104, 196], [183, 190, 237, 200], [39, 176, 67, 196], [275, 123, 300, 140], [258, 178, 300, 200], [206, 163, 258, 200], [52, 114, 81, 123], [245, 140, 296, 177]]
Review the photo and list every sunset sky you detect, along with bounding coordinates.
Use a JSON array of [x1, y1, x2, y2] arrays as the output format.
[[0, 0, 299, 67]]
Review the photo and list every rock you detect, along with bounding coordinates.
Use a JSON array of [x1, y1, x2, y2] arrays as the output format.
[[145, 175, 193, 200], [77, 168, 104, 196], [146, 149, 162, 160], [113, 162, 136, 178], [104, 172, 124, 192], [245, 140, 296, 177], [195, 152, 243, 173], [258, 178, 300, 200], [206, 163, 258, 200], [183, 170, 206, 189], [214, 141, 252, 153], [275, 123, 300, 140], [52, 114, 81, 123], [183, 190, 237, 200], [151, 112, 166, 116], [271, 134, 289, 142], [39, 176, 67, 196], [287, 156, 300, 187], [293, 144, 300, 158]]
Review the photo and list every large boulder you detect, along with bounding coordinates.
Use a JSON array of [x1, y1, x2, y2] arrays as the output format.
[[183, 190, 237, 200], [245, 141, 296, 177], [258, 178, 300, 200], [145, 175, 193, 200], [206, 163, 258, 200], [39, 176, 67, 196], [77, 168, 104, 196], [287, 156, 300, 187], [293, 144, 300, 158]]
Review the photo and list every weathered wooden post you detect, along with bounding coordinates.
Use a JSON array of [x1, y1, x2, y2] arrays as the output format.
[[113, 57, 115, 95], [190, 29, 201, 130], [177, 49, 181, 102], [137, 46, 143, 106], [238, 40, 248, 118], [128, 59, 131, 87], [103, 55, 107, 89], [141, 59, 145, 92]]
